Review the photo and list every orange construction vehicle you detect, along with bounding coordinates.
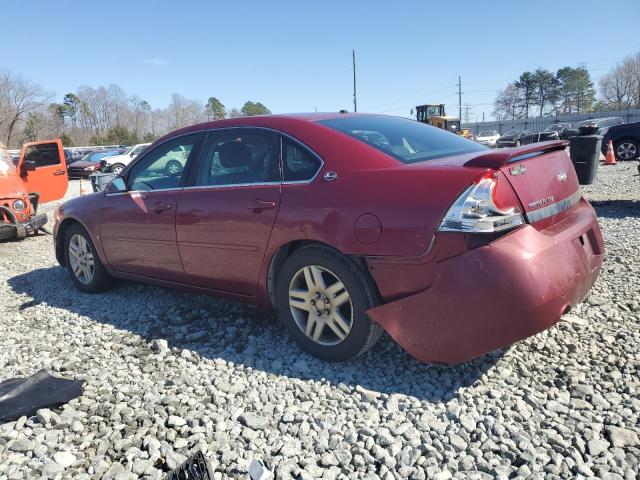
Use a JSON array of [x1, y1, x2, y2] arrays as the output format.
[[0, 140, 68, 240]]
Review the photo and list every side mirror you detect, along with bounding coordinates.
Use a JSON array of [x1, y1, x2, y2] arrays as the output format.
[[104, 176, 127, 193]]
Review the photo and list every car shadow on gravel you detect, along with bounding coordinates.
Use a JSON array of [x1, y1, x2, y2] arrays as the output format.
[[8, 266, 502, 403], [591, 200, 640, 219]]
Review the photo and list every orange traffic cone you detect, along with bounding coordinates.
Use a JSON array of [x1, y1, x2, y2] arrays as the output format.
[[604, 140, 617, 165]]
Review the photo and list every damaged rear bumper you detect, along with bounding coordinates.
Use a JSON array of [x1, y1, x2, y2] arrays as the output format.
[[367, 199, 604, 364], [0, 213, 47, 240]]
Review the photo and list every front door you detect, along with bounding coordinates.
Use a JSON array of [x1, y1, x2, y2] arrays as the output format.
[[17, 140, 68, 203], [176, 129, 281, 296], [99, 133, 205, 281]]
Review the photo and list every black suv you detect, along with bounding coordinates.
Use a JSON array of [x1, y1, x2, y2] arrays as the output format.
[[601, 121, 639, 161]]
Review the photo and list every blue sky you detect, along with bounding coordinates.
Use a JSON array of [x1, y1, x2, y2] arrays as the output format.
[[1, 0, 638, 120]]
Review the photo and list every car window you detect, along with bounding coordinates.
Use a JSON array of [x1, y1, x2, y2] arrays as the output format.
[[127, 134, 202, 191], [23, 142, 62, 167], [195, 130, 280, 187], [283, 139, 322, 182], [320, 116, 486, 164], [131, 145, 146, 156]]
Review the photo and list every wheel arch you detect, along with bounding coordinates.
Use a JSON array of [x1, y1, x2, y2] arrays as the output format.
[[55, 217, 99, 267], [265, 239, 378, 308]]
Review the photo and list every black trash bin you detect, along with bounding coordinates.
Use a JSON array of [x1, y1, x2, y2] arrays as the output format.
[[569, 135, 602, 185]]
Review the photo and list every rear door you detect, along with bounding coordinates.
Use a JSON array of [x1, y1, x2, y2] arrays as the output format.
[[17, 140, 68, 203], [175, 128, 281, 296]]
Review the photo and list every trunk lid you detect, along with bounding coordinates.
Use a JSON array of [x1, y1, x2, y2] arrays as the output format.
[[464, 141, 581, 224]]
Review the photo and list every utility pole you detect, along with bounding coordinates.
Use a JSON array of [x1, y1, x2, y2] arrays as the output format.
[[456, 75, 462, 122], [352, 49, 357, 112], [482, 112, 485, 122]]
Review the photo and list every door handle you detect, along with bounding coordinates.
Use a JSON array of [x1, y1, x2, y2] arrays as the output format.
[[251, 199, 277, 212], [53, 169, 66, 176], [150, 201, 172, 213]]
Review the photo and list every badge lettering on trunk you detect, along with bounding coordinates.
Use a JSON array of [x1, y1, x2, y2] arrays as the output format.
[[509, 164, 527, 176], [528, 196, 555, 209], [556, 171, 567, 182]]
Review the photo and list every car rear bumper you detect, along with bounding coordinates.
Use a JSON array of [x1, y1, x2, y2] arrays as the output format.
[[0, 213, 47, 240], [367, 198, 604, 364]]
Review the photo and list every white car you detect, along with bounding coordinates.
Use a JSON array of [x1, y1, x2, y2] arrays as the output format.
[[476, 130, 500, 147], [102, 143, 151, 174]]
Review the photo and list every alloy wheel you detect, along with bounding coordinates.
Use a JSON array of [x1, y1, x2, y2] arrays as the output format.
[[168, 162, 181, 174], [616, 142, 637, 160], [68, 234, 95, 284], [112, 165, 123, 174], [288, 265, 353, 346]]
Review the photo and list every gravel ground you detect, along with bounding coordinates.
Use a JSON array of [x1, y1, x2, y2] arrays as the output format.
[[0, 163, 639, 480]]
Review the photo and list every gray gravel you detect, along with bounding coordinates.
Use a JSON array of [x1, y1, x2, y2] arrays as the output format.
[[1, 163, 639, 479]]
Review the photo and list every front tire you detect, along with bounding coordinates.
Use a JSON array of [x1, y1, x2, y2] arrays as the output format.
[[276, 246, 383, 361], [110, 163, 126, 175], [64, 224, 114, 293]]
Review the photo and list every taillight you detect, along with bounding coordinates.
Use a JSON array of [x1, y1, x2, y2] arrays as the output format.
[[438, 170, 525, 233]]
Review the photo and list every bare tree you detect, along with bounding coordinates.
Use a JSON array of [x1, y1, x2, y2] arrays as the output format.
[[166, 94, 206, 130], [599, 56, 637, 109], [228, 107, 243, 118], [493, 83, 522, 120], [0, 70, 51, 147]]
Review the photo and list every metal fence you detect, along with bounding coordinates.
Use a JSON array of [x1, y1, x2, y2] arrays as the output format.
[[462, 108, 640, 135]]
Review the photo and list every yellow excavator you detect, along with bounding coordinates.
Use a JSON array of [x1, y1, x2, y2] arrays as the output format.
[[415, 104, 461, 134]]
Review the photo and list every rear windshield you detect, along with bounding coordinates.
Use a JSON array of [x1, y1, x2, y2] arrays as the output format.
[[318, 116, 486, 164]]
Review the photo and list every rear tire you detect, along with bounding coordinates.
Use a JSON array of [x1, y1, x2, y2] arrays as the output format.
[[165, 160, 183, 176], [64, 223, 114, 293], [614, 138, 639, 161], [276, 245, 383, 362]]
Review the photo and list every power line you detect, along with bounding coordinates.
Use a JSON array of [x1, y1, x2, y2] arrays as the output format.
[[365, 59, 626, 116]]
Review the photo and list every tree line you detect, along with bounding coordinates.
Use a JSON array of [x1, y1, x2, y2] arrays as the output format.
[[493, 51, 640, 120], [0, 70, 271, 148]]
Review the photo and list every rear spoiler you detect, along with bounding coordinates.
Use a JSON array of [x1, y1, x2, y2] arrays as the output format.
[[464, 140, 569, 168]]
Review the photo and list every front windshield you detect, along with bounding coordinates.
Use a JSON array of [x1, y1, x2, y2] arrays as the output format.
[[545, 124, 563, 132], [319, 116, 486, 164], [0, 147, 13, 175], [578, 120, 598, 127], [478, 130, 495, 137]]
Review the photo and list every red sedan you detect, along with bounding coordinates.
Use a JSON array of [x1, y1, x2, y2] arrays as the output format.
[[53, 113, 604, 363]]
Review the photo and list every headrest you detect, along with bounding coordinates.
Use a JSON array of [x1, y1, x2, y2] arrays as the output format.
[[217, 141, 252, 168]]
